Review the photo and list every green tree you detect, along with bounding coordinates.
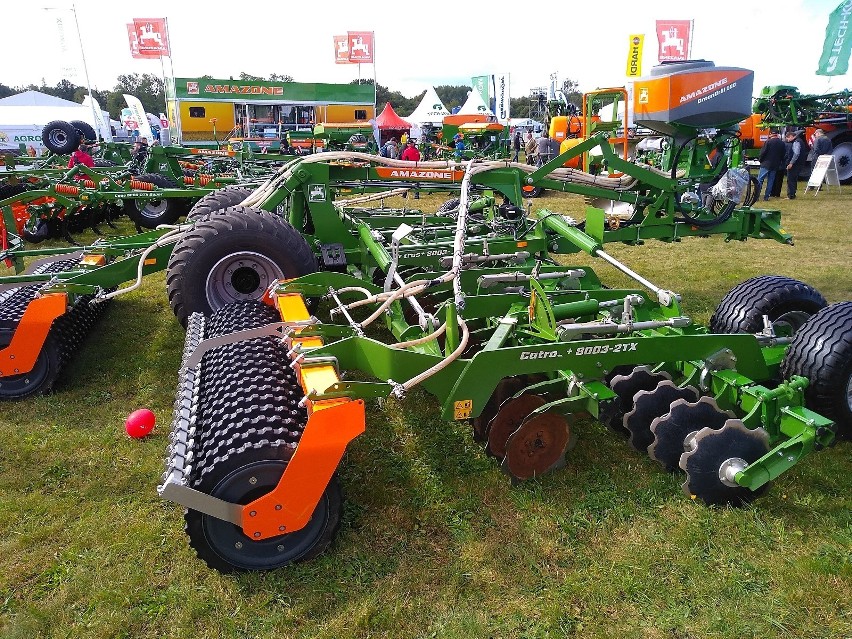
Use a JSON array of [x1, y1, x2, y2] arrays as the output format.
[[114, 73, 165, 115]]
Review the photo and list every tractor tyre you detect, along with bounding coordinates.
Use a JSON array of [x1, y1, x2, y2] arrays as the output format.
[[166, 206, 317, 327], [41, 120, 80, 154], [69, 120, 97, 142], [186, 185, 254, 223], [124, 173, 185, 228], [780, 301, 852, 439], [831, 137, 852, 185], [710, 275, 826, 336]]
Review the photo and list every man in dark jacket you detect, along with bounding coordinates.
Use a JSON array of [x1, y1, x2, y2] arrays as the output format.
[[784, 130, 809, 199], [756, 130, 786, 201]]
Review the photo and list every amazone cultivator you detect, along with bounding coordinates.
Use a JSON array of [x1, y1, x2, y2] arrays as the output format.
[[148, 148, 848, 572], [1, 62, 848, 573]]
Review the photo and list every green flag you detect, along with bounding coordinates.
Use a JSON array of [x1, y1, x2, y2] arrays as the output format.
[[817, 0, 852, 75]]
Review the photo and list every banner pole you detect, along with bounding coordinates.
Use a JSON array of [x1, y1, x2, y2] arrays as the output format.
[[70, 3, 100, 140], [164, 17, 180, 144]]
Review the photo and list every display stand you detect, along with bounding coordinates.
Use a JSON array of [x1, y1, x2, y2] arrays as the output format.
[[805, 154, 841, 195]]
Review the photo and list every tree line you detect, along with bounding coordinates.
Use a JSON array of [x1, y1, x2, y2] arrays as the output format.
[[0, 73, 581, 121]]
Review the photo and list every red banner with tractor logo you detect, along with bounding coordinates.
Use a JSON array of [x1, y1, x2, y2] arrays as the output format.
[[656, 20, 692, 62], [131, 18, 170, 57]]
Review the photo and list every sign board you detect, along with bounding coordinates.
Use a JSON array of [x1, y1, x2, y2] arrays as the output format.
[[806, 154, 841, 194]]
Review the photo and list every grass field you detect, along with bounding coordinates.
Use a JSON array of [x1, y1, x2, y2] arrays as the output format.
[[1, 189, 850, 638]]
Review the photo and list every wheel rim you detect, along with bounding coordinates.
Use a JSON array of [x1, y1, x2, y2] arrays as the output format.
[[202, 461, 331, 571], [833, 142, 852, 183], [206, 251, 285, 310], [846, 374, 852, 413], [772, 310, 814, 337], [48, 129, 68, 147], [0, 330, 53, 398], [136, 198, 168, 220]]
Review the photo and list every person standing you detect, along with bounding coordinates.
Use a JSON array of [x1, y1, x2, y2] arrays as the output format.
[[512, 130, 522, 162], [784, 130, 809, 199], [809, 128, 833, 163], [524, 131, 537, 165], [535, 132, 552, 166], [453, 133, 465, 161], [755, 130, 785, 201], [68, 144, 95, 169], [400, 139, 420, 162]]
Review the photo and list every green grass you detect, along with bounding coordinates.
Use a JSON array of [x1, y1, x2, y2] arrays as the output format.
[[1, 191, 851, 638]]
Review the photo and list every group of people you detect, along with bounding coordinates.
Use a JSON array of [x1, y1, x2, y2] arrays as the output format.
[[380, 136, 421, 162], [756, 128, 834, 200]]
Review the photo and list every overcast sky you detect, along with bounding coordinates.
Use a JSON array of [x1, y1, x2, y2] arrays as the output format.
[[4, 0, 848, 102]]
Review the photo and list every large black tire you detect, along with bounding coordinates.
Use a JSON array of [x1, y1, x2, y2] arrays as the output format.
[[710, 275, 827, 336], [186, 185, 254, 223], [166, 206, 317, 327], [780, 302, 852, 439], [124, 173, 185, 228], [41, 120, 80, 154], [69, 120, 97, 142]]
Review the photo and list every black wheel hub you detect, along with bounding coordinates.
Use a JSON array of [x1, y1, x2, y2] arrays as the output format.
[[202, 461, 330, 571]]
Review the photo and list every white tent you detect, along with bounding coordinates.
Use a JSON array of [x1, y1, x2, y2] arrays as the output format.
[[458, 90, 494, 117], [407, 87, 450, 126], [406, 87, 451, 140], [0, 90, 113, 152]]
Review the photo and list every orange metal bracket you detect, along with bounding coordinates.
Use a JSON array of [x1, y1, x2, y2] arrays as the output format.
[[242, 398, 365, 539], [0, 293, 67, 377]]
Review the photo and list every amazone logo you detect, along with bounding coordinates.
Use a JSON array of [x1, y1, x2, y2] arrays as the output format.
[[375, 167, 465, 181], [204, 85, 284, 95]]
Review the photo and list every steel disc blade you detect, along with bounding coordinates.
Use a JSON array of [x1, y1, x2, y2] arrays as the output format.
[[649, 397, 733, 472], [623, 381, 698, 453], [606, 366, 672, 435], [473, 377, 525, 443], [680, 420, 770, 507], [487, 394, 546, 459], [503, 412, 571, 480]]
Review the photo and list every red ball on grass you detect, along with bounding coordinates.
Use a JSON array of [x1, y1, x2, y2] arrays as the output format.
[[125, 408, 156, 438]]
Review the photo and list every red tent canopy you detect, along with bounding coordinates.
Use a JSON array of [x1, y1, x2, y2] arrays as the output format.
[[375, 102, 411, 130]]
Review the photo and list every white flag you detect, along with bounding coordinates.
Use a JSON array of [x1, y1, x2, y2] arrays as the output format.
[[124, 94, 155, 143], [82, 95, 113, 142]]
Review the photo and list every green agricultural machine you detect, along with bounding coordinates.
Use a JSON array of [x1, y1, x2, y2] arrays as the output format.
[[154, 151, 847, 572], [1, 62, 849, 574]]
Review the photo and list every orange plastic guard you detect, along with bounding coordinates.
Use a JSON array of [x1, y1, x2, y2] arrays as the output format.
[[0, 293, 67, 377], [241, 398, 365, 539]]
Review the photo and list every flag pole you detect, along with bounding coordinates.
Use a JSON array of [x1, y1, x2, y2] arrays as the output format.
[[164, 17, 180, 144], [70, 3, 100, 140]]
